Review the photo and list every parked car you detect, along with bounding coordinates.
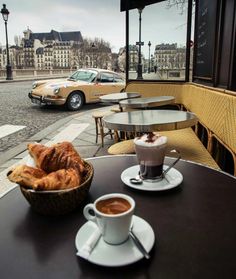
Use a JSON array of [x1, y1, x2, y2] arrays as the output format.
[[28, 68, 125, 111]]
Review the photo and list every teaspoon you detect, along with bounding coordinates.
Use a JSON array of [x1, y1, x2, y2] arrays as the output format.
[[129, 226, 150, 259], [129, 175, 143, 185]]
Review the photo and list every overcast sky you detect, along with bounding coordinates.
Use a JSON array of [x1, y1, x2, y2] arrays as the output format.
[[0, 0, 190, 55]]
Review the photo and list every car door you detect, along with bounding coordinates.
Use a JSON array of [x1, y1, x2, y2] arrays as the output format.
[[90, 72, 125, 101], [96, 72, 121, 96]]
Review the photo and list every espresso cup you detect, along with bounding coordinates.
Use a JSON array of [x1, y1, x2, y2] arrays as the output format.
[[83, 193, 135, 245], [134, 133, 181, 181]]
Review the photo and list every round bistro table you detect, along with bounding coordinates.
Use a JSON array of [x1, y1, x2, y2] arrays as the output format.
[[0, 155, 236, 279], [103, 109, 198, 132], [119, 96, 175, 110], [99, 92, 141, 111]]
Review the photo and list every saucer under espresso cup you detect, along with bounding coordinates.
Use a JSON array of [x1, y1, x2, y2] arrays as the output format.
[[75, 215, 155, 267], [83, 193, 135, 245]]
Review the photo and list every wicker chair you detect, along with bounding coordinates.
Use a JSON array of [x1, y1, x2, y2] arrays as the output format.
[[108, 139, 135, 155]]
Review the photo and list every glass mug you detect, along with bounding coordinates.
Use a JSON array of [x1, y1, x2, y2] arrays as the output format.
[[134, 134, 181, 181], [83, 193, 135, 245]]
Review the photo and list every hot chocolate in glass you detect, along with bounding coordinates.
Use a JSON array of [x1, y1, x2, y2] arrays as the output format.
[[134, 133, 168, 180]]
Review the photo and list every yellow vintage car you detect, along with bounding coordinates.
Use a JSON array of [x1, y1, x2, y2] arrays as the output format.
[[28, 68, 125, 111]]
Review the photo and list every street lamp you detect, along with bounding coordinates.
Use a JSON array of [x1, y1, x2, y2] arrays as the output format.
[[136, 7, 144, 80], [148, 41, 151, 73], [91, 43, 96, 68], [1, 4, 12, 80]]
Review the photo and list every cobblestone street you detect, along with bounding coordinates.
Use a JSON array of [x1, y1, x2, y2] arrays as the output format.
[[0, 80, 102, 154]]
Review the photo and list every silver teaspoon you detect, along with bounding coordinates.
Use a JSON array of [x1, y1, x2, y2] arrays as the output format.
[[129, 226, 150, 259], [130, 175, 143, 185]]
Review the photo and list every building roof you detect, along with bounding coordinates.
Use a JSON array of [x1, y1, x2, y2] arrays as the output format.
[[129, 45, 138, 51], [24, 40, 34, 48], [9, 45, 22, 50], [36, 47, 44, 54], [29, 30, 83, 43], [155, 43, 177, 50]]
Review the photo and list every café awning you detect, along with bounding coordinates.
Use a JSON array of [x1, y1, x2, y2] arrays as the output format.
[[120, 0, 165, 11]]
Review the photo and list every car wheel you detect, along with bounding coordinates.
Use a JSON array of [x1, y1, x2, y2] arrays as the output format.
[[66, 91, 84, 111]]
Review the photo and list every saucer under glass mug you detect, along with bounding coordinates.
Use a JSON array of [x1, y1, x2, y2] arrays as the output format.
[[130, 149, 181, 184]]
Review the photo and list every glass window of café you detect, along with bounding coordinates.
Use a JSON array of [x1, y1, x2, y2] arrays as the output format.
[[126, 0, 190, 81]]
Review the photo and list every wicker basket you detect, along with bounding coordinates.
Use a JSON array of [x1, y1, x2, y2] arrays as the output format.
[[20, 161, 94, 215]]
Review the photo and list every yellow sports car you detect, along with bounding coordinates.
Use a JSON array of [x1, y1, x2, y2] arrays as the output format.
[[28, 68, 125, 111]]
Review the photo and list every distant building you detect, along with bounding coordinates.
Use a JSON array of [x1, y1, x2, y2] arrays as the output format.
[[0, 47, 3, 69], [154, 43, 186, 70], [118, 45, 144, 72], [20, 28, 83, 70], [0, 28, 117, 71]]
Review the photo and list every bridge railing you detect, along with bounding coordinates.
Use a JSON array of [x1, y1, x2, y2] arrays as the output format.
[[0, 69, 73, 80]]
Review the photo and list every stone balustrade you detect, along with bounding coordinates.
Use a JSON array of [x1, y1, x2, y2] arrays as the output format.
[[0, 69, 73, 80]]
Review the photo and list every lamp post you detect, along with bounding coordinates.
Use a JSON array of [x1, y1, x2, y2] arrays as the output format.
[[148, 41, 151, 73], [1, 4, 12, 80], [91, 43, 96, 68], [136, 7, 144, 80]]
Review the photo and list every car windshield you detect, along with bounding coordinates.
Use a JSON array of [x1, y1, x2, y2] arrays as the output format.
[[68, 70, 97, 82]]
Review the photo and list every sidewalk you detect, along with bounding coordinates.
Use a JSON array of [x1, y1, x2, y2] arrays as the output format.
[[0, 105, 116, 197]]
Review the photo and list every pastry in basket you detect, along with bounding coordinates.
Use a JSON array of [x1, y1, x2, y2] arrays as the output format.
[[7, 141, 87, 191], [7, 165, 47, 189], [28, 141, 85, 174], [33, 168, 81, 190], [7, 165, 82, 191]]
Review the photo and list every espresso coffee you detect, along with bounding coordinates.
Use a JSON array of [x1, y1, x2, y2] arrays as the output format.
[[134, 132, 167, 179], [96, 197, 131, 215]]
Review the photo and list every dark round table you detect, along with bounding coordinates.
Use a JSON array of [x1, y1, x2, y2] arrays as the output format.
[[1, 155, 236, 279]]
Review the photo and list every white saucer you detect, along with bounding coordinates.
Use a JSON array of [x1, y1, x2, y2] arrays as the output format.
[[121, 165, 183, 191], [75, 215, 155, 267]]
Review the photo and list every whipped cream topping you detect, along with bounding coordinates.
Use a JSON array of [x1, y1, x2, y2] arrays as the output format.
[[134, 132, 167, 147]]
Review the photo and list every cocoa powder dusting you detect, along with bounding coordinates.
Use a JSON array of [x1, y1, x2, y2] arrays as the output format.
[[145, 132, 157, 143]]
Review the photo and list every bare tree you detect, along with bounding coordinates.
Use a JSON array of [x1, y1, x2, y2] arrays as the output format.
[[75, 37, 112, 69], [166, 0, 195, 14]]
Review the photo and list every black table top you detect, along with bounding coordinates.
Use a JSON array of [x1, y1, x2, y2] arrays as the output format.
[[1, 155, 236, 279]]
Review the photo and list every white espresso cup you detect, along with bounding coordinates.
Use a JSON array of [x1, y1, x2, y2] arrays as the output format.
[[83, 193, 135, 245]]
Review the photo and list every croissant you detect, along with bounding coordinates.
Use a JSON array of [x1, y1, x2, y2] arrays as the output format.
[[7, 165, 47, 188], [28, 142, 85, 174], [27, 143, 56, 172], [52, 142, 85, 174], [33, 168, 81, 191]]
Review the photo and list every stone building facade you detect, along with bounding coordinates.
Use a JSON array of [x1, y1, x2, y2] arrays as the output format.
[[154, 43, 186, 70], [0, 28, 114, 71]]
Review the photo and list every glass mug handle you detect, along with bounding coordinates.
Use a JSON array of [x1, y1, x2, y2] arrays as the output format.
[[163, 149, 181, 176]]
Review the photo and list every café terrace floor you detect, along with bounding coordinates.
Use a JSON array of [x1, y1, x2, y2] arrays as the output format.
[[0, 104, 118, 197]]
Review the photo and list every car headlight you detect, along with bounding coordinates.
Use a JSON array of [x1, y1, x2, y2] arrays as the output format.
[[54, 88, 60, 94], [32, 82, 38, 89]]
